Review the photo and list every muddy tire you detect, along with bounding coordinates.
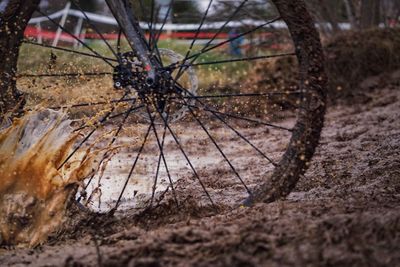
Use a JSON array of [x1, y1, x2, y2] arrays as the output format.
[[1, 0, 327, 207], [248, 0, 327, 203], [0, 0, 40, 117]]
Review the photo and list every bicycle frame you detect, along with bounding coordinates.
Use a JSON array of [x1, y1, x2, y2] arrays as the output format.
[[105, 0, 159, 84]]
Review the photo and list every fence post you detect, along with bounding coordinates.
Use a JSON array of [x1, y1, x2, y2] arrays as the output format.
[[79, 28, 87, 48], [36, 22, 43, 44], [73, 17, 84, 48], [52, 1, 71, 47]]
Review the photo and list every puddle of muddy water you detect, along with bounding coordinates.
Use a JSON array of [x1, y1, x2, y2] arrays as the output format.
[[80, 123, 290, 212], [80, 144, 227, 212]]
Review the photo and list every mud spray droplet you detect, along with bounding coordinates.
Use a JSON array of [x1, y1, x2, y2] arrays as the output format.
[[0, 109, 104, 247]]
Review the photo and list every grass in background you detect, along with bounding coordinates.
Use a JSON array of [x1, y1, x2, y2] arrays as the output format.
[[157, 39, 251, 89], [18, 38, 251, 98], [17, 42, 120, 119], [17, 38, 277, 120]]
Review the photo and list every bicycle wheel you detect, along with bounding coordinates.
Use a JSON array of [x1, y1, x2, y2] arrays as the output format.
[[3, 0, 326, 213]]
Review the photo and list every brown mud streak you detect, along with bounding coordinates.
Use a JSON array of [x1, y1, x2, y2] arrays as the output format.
[[249, 0, 327, 203], [0, 109, 107, 247]]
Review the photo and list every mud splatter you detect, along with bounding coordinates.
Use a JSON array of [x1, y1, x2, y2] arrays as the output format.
[[0, 109, 103, 247]]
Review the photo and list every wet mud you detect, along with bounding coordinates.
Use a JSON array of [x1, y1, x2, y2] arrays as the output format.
[[0, 82, 399, 266], [0, 109, 116, 247]]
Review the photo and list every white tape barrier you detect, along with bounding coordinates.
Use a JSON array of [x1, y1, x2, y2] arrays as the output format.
[[29, 8, 290, 30], [29, 8, 353, 32]]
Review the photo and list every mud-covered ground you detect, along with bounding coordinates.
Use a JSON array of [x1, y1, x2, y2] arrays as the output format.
[[1, 75, 400, 266]]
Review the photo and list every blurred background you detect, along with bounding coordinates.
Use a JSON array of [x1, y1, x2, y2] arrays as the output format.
[[18, 0, 400, 114]]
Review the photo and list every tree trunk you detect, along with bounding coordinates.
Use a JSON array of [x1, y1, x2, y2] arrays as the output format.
[[319, 0, 341, 34], [360, 0, 381, 29], [396, 0, 400, 16], [0, 0, 40, 117], [343, 0, 358, 29]]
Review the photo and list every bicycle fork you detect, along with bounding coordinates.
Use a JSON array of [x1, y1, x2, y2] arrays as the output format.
[[105, 0, 160, 87]]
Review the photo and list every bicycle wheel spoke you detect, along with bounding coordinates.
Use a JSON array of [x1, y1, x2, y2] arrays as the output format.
[[145, 105, 178, 208], [150, 105, 171, 208], [58, 127, 96, 171], [170, 99, 292, 132], [108, 105, 145, 120], [179, 91, 302, 99], [193, 16, 281, 59], [201, 108, 277, 166], [114, 123, 152, 211], [174, 87, 278, 166], [201, 0, 248, 52], [166, 0, 247, 83], [149, 1, 163, 64], [185, 103, 252, 196], [117, 28, 123, 55], [169, 16, 281, 73], [174, 0, 214, 82], [153, 0, 174, 50], [22, 40, 117, 62], [36, 9, 115, 68], [154, 108, 216, 210], [186, 0, 213, 54], [49, 97, 136, 110], [17, 72, 112, 78], [138, 0, 152, 48], [110, 102, 137, 145], [136, 0, 162, 63], [150, 142, 163, 207], [80, 100, 137, 196], [149, 0, 156, 48], [171, 52, 296, 69], [57, 93, 130, 170], [72, 0, 118, 59], [74, 104, 144, 133]]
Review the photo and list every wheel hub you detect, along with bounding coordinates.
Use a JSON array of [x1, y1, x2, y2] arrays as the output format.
[[113, 52, 149, 93], [113, 49, 198, 123]]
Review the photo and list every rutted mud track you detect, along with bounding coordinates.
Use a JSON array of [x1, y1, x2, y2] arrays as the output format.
[[1, 84, 399, 266]]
